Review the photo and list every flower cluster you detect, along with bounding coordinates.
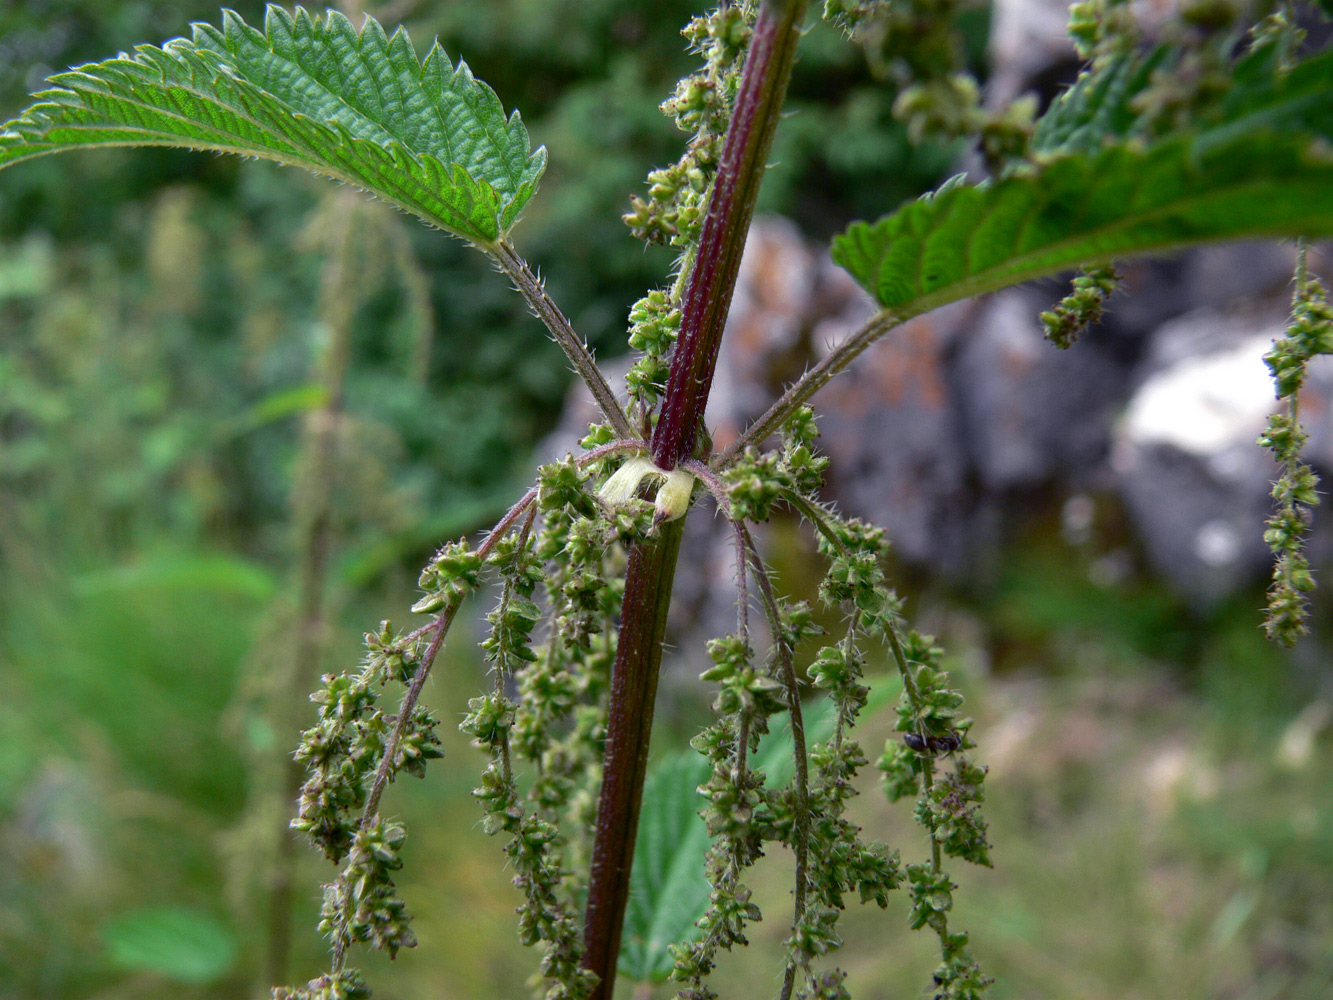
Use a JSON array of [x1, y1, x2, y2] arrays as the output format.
[[453, 454, 673, 999], [822, 0, 888, 35], [411, 539, 483, 614], [280, 619, 446, 996], [916, 758, 991, 867], [623, 4, 753, 248], [461, 672, 594, 1000], [622, 4, 756, 419], [1066, 0, 1139, 61], [273, 969, 371, 1000], [671, 629, 773, 1000], [825, 0, 1033, 170], [1259, 251, 1333, 645], [1040, 265, 1121, 349], [625, 290, 681, 413], [782, 511, 907, 998], [318, 816, 416, 958], [679, 407, 945, 1000], [722, 406, 830, 522], [876, 635, 992, 997], [290, 625, 443, 862]]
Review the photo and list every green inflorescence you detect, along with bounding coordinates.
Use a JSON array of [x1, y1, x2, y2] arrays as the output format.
[[1040, 265, 1121, 349], [288, 619, 448, 987], [665, 401, 989, 1000], [1259, 246, 1333, 646]]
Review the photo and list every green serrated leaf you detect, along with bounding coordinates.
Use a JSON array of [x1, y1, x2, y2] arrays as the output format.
[[833, 130, 1333, 315], [1033, 48, 1171, 154], [619, 748, 713, 984], [0, 5, 545, 245], [836, 49, 1333, 319], [1036, 46, 1333, 155], [619, 677, 900, 984]]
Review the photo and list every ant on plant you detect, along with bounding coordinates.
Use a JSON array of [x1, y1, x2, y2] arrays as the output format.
[[903, 730, 962, 756]]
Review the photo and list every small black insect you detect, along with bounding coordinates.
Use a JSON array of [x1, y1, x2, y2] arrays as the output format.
[[904, 730, 962, 755], [928, 732, 962, 754]]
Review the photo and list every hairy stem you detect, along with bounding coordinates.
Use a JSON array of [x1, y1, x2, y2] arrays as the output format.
[[718, 307, 908, 464], [492, 240, 639, 442], [581, 5, 809, 996], [580, 517, 686, 995], [651, 0, 811, 471], [741, 525, 811, 1000], [679, 460, 750, 641]]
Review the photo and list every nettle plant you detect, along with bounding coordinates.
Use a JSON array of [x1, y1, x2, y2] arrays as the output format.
[[4, 0, 1333, 998]]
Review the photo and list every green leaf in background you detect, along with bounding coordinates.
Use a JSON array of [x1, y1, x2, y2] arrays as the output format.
[[100, 906, 237, 983], [619, 747, 712, 985], [833, 130, 1333, 316], [218, 382, 329, 441], [619, 677, 901, 984], [836, 47, 1333, 318], [73, 551, 278, 602], [1034, 47, 1333, 155], [0, 5, 546, 245]]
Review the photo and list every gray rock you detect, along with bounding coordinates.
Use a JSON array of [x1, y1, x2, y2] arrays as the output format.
[[988, 0, 1076, 106], [815, 300, 979, 571], [953, 288, 1133, 492], [1101, 243, 1297, 345], [1111, 307, 1290, 607]]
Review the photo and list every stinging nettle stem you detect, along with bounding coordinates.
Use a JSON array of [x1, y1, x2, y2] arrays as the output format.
[[651, 0, 811, 472], [492, 240, 639, 442], [580, 517, 686, 993], [580, 3, 810, 998]]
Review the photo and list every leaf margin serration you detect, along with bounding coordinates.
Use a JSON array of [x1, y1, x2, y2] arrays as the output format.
[[832, 128, 1333, 315], [0, 3, 547, 246]]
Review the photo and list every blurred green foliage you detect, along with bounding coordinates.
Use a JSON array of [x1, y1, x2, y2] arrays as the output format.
[[1, 3, 1329, 999]]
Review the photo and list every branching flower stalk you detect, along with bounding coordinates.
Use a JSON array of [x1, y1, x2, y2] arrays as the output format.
[[1260, 242, 1333, 645], [667, 463, 815, 1000], [278, 437, 643, 998], [784, 483, 990, 997]]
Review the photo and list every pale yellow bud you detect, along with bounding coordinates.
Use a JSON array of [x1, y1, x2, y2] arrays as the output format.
[[597, 456, 696, 527]]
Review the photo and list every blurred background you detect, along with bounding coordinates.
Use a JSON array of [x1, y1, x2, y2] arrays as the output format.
[[1, 2, 1330, 998]]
